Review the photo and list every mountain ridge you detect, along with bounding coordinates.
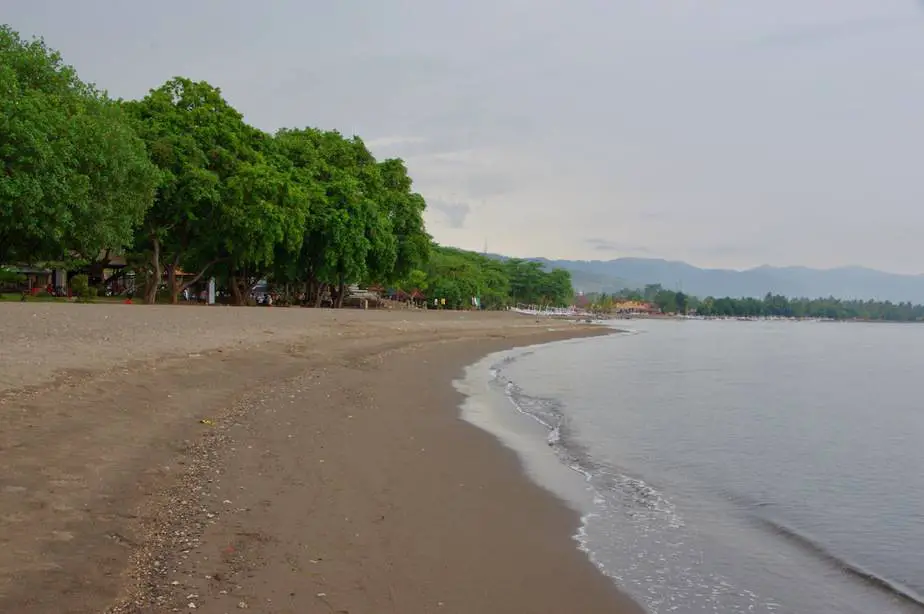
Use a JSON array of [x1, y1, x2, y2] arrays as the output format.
[[490, 255, 924, 303]]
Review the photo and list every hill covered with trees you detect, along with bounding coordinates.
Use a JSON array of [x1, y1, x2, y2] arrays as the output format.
[[529, 257, 924, 304]]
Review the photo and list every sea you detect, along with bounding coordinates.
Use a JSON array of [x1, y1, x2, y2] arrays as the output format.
[[455, 319, 924, 614]]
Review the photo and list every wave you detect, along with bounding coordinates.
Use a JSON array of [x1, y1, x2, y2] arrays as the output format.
[[488, 349, 685, 532], [477, 336, 923, 613], [490, 356, 595, 480], [755, 516, 924, 608], [481, 344, 803, 613], [490, 351, 678, 501]]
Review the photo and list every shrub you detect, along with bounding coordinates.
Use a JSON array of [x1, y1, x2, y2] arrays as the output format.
[[0, 267, 26, 287], [70, 274, 94, 302]]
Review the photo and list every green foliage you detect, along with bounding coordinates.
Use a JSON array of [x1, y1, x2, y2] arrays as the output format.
[[409, 248, 573, 310], [266, 128, 429, 304], [69, 273, 95, 302], [0, 25, 444, 309], [0, 25, 159, 263], [584, 292, 615, 314], [422, 247, 506, 309], [0, 267, 24, 285], [654, 289, 678, 314], [505, 258, 573, 306], [648, 289, 924, 321], [127, 77, 295, 301], [376, 158, 430, 280], [642, 284, 663, 302]]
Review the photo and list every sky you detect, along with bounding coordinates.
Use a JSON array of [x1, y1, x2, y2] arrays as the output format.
[[6, 1, 924, 273]]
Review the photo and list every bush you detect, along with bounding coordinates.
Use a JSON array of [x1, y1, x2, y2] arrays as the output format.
[[0, 267, 26, 293], [0, 268, 25, 283], [70, 274, 94, 302]]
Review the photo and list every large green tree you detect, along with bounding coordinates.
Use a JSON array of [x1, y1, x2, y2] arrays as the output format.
[[270, 129, 428, 307], [503, 259, 573, 306], [128, 78, 309, 304], [0, 25, 158, 264], [271, 128, 374, 306], [416, 248, 572, 310], [375, 158, 430, 280], [218, 157, 310, 304]]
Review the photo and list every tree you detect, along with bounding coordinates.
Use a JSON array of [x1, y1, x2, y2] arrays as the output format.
[[593, 293, 614, 314], [542, 268, 574, 306], [419, 247, 571, 310], [127, 78, 305, 304], [309, 134, 376, 307], [376, 158, 430, 280], [675, 291, 688, 314], [617, 288, 644, 301], [267, 127, 326, 303], [653, 289, 678, 314], [0, 26, 158, 264], [269, 129, 371, 306], [643, 283, 663, 302], [269, 129, 427, 307], [218, 158, 310, 304], [506, 259, 546, 305]]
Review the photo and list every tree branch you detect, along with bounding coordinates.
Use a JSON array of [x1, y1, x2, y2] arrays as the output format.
[[180, 258, 227, 292]]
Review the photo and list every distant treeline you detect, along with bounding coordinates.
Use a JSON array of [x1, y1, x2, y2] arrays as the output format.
[[419, 247, 573, 310], [606, 285, 924, 321]]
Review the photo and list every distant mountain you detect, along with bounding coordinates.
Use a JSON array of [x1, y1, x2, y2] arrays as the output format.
[[518, 257, 924, 303]]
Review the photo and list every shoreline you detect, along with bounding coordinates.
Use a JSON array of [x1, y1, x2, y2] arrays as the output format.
[[0, 305, 641, 613]]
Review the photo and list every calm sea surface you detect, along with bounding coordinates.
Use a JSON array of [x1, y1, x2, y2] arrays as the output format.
[[457, 319, 924, 613]]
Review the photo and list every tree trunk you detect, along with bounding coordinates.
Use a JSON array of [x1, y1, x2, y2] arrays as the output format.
[[335, 275, 346, 309], [89, 249, 111, 292], [176, 259, 223, 302], [167, 256, 180, 304], [312, 279, 323, 308], [229, 274, 245, 306], [144, 238, 162, 305]]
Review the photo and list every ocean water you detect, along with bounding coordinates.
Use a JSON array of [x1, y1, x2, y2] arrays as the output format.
[[456, 319, 924, 613]]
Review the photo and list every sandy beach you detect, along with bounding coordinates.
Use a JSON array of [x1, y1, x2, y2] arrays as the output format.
[[0, 303, 640, 613]]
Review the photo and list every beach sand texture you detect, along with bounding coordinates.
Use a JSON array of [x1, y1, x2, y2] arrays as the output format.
[[0, 303, 640, 613]]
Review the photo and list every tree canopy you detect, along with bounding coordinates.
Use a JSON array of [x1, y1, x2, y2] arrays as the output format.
[[0, 24, 575, 309], [394, 248, 574, 310], [600, 286, 924, 322], [125, 78, 315, 303], [692, 292, 924, 322], [0, 25, 159, 264]]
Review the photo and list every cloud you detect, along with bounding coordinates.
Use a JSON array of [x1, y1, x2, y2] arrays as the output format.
[[745, 16, 909, 50], [7, 0, 924, 273], [364, 135, 428, 151], [688, 243, 765, 259], [401, 146, 523, 200], [585, 238, 651, 255], [428, 199, 471, 229]]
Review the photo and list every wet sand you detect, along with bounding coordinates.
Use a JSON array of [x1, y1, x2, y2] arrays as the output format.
[[0, 304, 641, 613]]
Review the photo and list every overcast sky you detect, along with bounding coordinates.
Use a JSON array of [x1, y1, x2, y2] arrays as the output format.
[[7, 1, 924, 273]]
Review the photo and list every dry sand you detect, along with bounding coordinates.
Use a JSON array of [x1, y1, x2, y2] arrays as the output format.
[[0, 303, 640, 613]]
